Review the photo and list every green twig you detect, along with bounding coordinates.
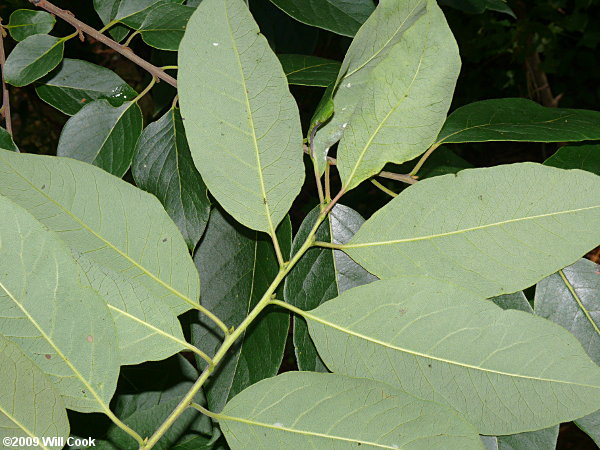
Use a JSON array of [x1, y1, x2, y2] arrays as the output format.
[[141, 190, 346, 449], [410, 143, 440, 177]]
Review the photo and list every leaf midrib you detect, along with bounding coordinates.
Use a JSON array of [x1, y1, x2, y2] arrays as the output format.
[[220, 413, 399, 449], [348, 205, 600, 248], [306, 308, 600, 387], [224, 1, 276, 237]]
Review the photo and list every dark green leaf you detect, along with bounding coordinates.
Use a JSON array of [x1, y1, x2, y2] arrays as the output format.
[[36, 59, 137, 116], [439, 0, 515, 17], [116, 0, 186, 29], [6, 9, 56, 41], [99, 356, 212, 449], [93, 0, 130, 41], [4, 34, 65, 87], [544, 144, 600, 176], [534, 258, 600, 444], [491, 291, 533, 313], [133, 108, 210, 251], [269, 0, 376, 36], [437, 99, 600, 145], [140, 3, 194, 51], [278, 54, 340, 87], [497, 426, 559, 450], [191, 207, 291, 412], [0, 128, 18, 152], [57, 100, 143, 177], [284, 204, 376, 371]]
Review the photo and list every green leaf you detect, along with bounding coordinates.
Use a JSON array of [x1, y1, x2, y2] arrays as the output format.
[[35, 59, 137, 116], [191, 207, 291, 412], [278, 54, 341, 87], [57, 100, 143, 177], [0, 334, 69, 445], [284, 204, 376, 371], [337, 0, 460, 191], [496, 426, 559, 450], [4, 34, 65, 87], [74, 253, 189, 366], [535, 259, 600, 364], [346, 163, 600, 298], [100, 356, 212, 449], [306, 277, 600, 434], [6, 9, 56, 41], [0, 195, 119, 413], [0, 128, 18, 152], [220, 372, 483, 449], [179, 0, 305, 234], [140, 3, 194, 51], [116, 0, 186, 29], [439, 0, 515, 17], [312, 0, 427, 175], [437, 99, 600, 145], [544, 144, 600, 176], [576, 411, 600, 447], [491, 291, 532, 313], [268, 0, 376, 37], [133, 108, 210, 251], [0, 149, 200, 317], [534, 258, 600, 445], [93, 0, 130, 42]]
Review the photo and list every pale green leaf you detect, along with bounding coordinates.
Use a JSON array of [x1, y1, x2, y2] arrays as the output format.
[[57, 100, 143, 177], [0, 149, 200, 317], [337, 0, 460, 191], [191, 207, 291, 412], [6, 10, 56, 41], [346, 163, 600, 298], [0, 334, 69, 446], [544, 144, 600, 176], [278, 54, 341, 87], [36, 59, 137, 116], [284, 204, 376, 372], [74, 253, 188, 366], [179, 0, 305, 234], [4, 34, 65, 87], [312, 0, 427, 175], [0, 196, 119, 413], [220, 372, 483, 449], [140, 3, 194, 51], [132, 108, 210, 251], [437, 99, 600, 145], [0, 128, 18, 152], [306, 277, 600, 434], [497, 426, 558, 450], [268, 0, 376, 37]]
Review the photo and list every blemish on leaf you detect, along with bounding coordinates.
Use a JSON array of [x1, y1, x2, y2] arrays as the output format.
[[80, 98, 87, 103], [86, 335, 93, 343], [41, 184, 46, 190], [162, 238, 168, 242], [45, 354, 52, 359], [273, 422, 283, 428], [212, 42, 219, 46], [478, 195, 483, 200]]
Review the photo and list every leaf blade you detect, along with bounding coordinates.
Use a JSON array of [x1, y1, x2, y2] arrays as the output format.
[[179, 0, 305, 233], [4, 34, 65, 87], [306, 277, 600, 434], [347, 163, 600, 298]]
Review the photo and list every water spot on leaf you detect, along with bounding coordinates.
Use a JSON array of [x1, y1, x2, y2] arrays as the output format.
[[273, 422, 283, 427], [212, 42, 219, 46]]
